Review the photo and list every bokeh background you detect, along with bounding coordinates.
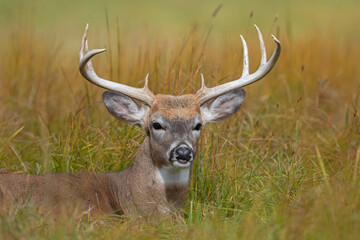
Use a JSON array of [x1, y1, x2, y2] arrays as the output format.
[[1, 0, 359, 48]]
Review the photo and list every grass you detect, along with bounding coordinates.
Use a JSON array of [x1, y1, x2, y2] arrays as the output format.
[[0, 1, 360, 239]]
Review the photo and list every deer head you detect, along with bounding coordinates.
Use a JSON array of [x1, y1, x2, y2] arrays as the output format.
[[79, 24, 281, 170]]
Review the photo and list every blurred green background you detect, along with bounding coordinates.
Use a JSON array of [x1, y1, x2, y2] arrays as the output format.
[[1, 0, 359, 50]]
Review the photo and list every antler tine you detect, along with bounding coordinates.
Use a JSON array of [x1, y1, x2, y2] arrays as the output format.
[[200, 73, 206, 89], [254, 24, 267, 65], [79, 23, 88, 60], [144, 73, 150, 88], [195, 25, 281, 106], [240, 35, 249, 77], [79, 24, 155, 106]]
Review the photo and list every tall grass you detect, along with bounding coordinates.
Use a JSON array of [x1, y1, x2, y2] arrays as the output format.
[[0, 13, 360, 240]]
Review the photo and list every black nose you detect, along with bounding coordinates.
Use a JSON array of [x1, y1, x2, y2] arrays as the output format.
[[174, 146, 193, 162]]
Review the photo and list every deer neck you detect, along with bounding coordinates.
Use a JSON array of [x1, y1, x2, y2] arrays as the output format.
[[156, 166, 190, 186], [130, 137, 192, 208], [133, 137, 192, 186]]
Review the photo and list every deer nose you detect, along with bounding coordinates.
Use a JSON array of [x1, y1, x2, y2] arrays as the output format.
[[174, 146, 193, 162]]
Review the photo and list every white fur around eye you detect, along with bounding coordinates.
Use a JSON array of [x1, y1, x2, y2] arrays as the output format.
[[151, 116, 167, 131]]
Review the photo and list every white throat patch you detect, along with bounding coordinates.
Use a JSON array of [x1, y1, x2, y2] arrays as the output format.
[[156, 166, 190, 186]]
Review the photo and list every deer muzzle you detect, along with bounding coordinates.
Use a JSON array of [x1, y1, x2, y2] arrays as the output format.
[[171, 144, 194, 166]]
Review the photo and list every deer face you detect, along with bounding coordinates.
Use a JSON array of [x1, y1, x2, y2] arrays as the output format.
[[79, 24, 280, 168], [147, 95, 202, 168], [102, 89, 246, 168]]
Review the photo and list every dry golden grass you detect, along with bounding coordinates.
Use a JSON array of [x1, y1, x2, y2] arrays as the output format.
[[0, 2, 360, 239]]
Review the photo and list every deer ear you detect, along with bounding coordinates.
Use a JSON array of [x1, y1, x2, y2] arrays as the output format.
[[200, 88, 246, 124], [102, 91, 149, 127]]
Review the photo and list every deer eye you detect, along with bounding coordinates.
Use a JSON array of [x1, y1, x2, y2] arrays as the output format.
[[152, 122, 163, 130], [194, 123, 202, 131]]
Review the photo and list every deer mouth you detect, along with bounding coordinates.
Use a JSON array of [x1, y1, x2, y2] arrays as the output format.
[[172, 160, 192, 168], [177, 158, 189, 164]]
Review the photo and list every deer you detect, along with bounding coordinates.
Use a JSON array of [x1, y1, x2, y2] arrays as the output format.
[[0, 24, 280, 221]]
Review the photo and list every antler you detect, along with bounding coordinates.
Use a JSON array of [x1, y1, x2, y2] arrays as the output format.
[[79, 24, 155, 106], [195, 25, 281, 106]]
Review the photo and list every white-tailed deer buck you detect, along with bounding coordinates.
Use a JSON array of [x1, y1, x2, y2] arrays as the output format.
[[0, 24, 280, 220]]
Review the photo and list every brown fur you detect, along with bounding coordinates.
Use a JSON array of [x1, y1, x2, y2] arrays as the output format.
[[150, 95, 200, 120], [0, 96, 201, 220], [0, 137, 186, 220]]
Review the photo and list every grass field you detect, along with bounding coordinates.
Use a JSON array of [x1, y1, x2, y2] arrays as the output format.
[[0, 0, 360, 239]]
